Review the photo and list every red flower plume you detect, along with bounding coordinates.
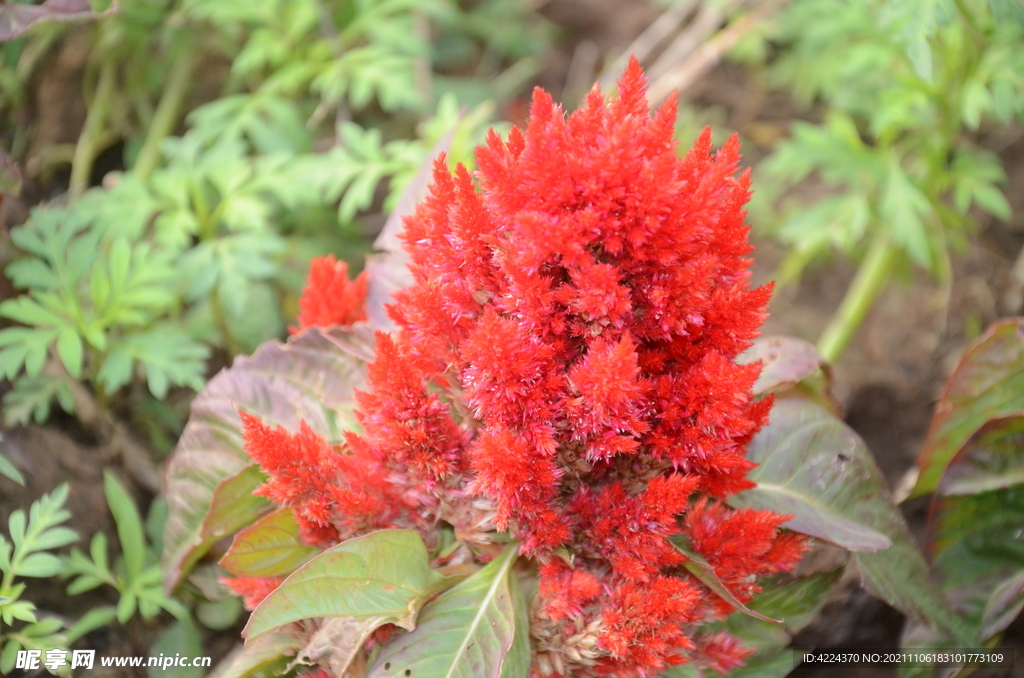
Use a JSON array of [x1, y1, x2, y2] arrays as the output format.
[[291, 255, 368, 333], [240, 57, 804, 678]]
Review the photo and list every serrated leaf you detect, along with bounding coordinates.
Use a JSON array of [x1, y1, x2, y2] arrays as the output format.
[[367, 542, 525, 678], [15, 552, 65, 577], [220, 508, 317, 578], [739, 399, 973, 645], [914, 320, 1024, 497], [31, 525, 77, 552], [881, 162, 932, 270], [162, 326, 374, 591], [2, 376, 76, 426], [4, 600, 37, 623], [244, 530, 456, 642]]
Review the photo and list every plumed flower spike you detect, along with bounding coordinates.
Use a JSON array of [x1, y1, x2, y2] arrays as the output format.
[[243, 57, 804, 678], [290, 255, 368, 333]]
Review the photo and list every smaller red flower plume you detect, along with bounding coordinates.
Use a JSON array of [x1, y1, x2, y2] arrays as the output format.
[[290, 255, 368, 333], [239, 411, 402, 547], [221, 576, 284, 611]]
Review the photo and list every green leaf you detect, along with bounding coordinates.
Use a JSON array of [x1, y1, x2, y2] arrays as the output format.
[[671, 534, 780, 623], [739, 400, 973, 645], [101, 326, 209, 398], [937, 417, 1024, 497], [116, 589, 137, 624], [220, 508, 317, 578], [55, 328, 83, 378], [149, 618, 205, 678], [736, 569, 842, 638], [244, 530, 456, 642], [162, 326, 374, 591], [66, 606, 116, 643], [978, 569, 1024, 641], [729, 650, 797, 678], [202, 465, 273, 551], [914, 320, 1024, 497], [730, 400, 892, 552], [501, 563, 531, 678], [932, 485, 1024, 590], [103, 471, 147, 584], [207, 634, 300, 678], [0, 445, 24, 485], [880, 162, 933, 270], [197, 596, 244, 631], [367, 542, 525, 678], [3, 376, 76, 426]]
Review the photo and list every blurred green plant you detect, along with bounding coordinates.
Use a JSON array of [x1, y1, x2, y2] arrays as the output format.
[[753, 0, 1023, 362], [0, 0, 548, 428], [0, 484, 118, 675], [63, 472, 187, 624]]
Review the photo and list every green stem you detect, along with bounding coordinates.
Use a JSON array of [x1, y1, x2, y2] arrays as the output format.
[[134, 49, 195, 181], [952, 0, 986, 45], [70, 60, 117, 199], [210, 287, 240, 356], [816, 233, 900, 364]]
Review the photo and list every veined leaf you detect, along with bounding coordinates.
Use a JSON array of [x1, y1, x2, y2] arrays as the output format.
[[202, 465, 272, 550], [978, 570, 1024, 641], [220, 507, 317, 578], [244, 530, 456, 642], [738, 399, 973, 645], [367, 542, 526, 678], [914, 320, 1024, 497], [732, 400, 892, 552], [161, 325, 374, 591]]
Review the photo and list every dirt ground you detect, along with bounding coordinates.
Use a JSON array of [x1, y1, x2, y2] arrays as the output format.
[[2, 0, 1024, 676]]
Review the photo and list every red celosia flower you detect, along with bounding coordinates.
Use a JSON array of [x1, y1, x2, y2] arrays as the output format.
[[684, 497, 807, 616], [690, 632, 756, 675], [240, 57, 805, 678], [222, 576, 284, 611], [597, 576, 699, 676], [290, 255, 368, 333], [239, 411, 402, 547]]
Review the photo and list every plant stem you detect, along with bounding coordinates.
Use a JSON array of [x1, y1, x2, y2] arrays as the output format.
[[816, 233, 899, 363], [70, 60, 117, 199], [134, 48, 195, 181], [210, 287, 240, 356]]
